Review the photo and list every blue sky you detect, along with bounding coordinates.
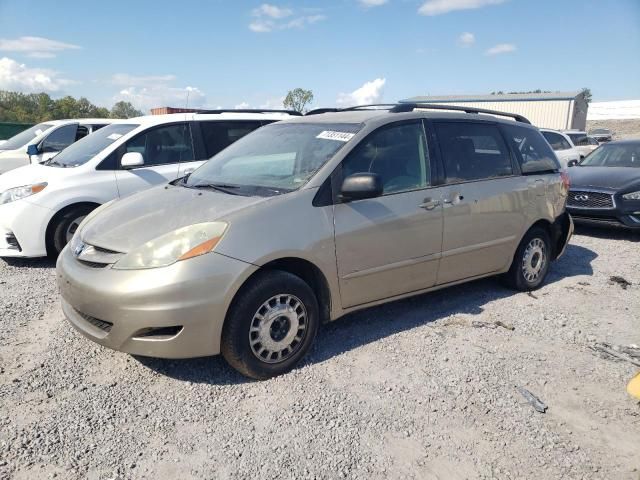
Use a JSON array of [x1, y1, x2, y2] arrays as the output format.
[[0, 0, 638, 112]]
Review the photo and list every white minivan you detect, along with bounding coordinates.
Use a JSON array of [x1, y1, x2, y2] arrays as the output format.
[[539, 129, 581, 168], [0, 119, 116, 174], [0, 111, 296, 258]]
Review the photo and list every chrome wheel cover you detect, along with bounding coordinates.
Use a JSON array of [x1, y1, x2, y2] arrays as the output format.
[[249, 294, 308, 364], [522, 237, 547, 283], [66, 215, 86, 244]]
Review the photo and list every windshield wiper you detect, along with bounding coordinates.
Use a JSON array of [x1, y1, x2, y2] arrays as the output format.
[[45, 159, 66, 168], [188, 183, 242, 195]]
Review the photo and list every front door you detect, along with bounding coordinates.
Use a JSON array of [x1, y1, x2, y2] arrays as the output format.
[[333, 120, 444, 308], [433, 121, 528, 284], [115, 123, 193, 198]]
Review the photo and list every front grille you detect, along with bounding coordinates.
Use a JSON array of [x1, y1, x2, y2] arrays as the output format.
[[74, 309, 113, 332], [78, 260, 109, 269], [567, 190, 614, 209]]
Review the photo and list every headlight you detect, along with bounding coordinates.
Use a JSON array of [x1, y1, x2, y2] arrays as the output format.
[[113, 222, 227, 270], [0, 183, 47, 205], [622, 191, 640, 201]]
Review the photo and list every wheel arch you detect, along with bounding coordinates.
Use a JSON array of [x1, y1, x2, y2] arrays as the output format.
[[522, 213, 571, 261], [45, 201, 101, 255], [228, 256, 333, 325]]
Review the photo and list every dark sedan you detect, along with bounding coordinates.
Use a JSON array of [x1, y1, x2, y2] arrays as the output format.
[[566, 140, 640, 229]]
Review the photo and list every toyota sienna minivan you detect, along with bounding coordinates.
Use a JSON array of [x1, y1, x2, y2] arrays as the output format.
[[57, 104, 573, 379]]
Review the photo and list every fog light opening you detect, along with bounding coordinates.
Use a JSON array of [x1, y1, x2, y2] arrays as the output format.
[[5, 233, 21, 251], [133, 326, 183, 340]]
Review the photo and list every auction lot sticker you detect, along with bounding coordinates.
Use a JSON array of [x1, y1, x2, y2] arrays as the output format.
[[316, 131, 355, 142]]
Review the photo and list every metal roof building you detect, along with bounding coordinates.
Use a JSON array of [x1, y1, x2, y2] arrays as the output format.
[[401, 91, 589, 130]]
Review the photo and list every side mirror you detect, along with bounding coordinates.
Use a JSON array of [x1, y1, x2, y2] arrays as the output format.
[[121, 152, 145, 168], [339, 172, 383, 202], [26, 144, 40, 156], [567, 159, 579, 167]]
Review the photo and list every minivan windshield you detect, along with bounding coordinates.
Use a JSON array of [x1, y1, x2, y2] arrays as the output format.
[[186, 122, 362, 194], [0, 123, 53, 151], [580, 143, 640, 168], [47, 123, 139, 168]]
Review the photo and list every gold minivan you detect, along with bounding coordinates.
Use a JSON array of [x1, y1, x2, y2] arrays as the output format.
[[57, 104, 573, 379]]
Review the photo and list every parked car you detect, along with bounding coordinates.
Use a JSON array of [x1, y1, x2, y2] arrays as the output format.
[[566, 139, 640, 229], [56, 104, 573, 379], [0, 119, 115, 175], [0, 110, 296, 258], [540, 129, 582, 168], [563, 131, 600, 158], [589, 128, 613, 143]]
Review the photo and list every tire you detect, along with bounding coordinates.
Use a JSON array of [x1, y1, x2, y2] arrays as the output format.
[[50, 205, 95, 256], [221, 270, 319, 380], [503, 227, 551, 291]]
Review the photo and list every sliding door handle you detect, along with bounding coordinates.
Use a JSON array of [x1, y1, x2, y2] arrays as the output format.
[[419, 199, 441, 210]]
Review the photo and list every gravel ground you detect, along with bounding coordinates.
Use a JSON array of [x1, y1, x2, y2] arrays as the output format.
[[1, 227, 639, 480], [586, 119, 640, 140]]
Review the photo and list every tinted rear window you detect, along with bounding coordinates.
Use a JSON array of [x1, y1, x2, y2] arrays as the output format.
[[199, 121, 264, 158], [502, 125, 560, 174], [435, 122, 512, 183]]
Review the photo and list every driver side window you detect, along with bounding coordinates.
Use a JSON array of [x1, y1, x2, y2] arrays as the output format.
[[123, 123, 194, 166], [341, 121, 430, 194]]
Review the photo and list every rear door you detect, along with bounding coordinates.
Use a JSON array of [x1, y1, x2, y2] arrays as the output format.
[[114, 123, 192, 198], [541, 131, 578, 167], [433, 121, 528, 285], [333, 120, 445, 308]]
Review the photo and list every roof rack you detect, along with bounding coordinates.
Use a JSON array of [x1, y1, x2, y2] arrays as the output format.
[[305, 103, 531, 124], [391, 103, 531, 124], [195, 109, 302, 116]]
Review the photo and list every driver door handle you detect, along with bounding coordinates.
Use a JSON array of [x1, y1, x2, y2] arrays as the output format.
[[419, 198, 441, 210]]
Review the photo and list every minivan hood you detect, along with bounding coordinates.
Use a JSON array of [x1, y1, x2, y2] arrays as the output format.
[[568, 166, 640, 190], [82, 184, 268, 253], [0, 163, 75, 191]]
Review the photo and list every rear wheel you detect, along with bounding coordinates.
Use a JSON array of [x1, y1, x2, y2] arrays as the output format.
[[504, 227, 551, 291], [221, 271, 319, 380], [50, 205, 95, 256]]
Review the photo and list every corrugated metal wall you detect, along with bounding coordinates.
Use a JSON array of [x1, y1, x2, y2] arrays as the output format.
[[420, 100, 573, 129]]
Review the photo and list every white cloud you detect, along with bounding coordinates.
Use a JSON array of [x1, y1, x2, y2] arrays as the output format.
[[0, 36, 80, 58], [112, 74, 206, 112], [111, 73, 176, 86], [260, 96, 285, 109], [485, 43, 516, 55], [250, 4, 326, 32], [418, 0, 506, 16], [0, 57, 75, 92], [234, 102, 250, 109], [252, 4, 293, 19], [358, 0, 388, 7], [458, 32, 475, 47], [336, 78, 386, 107]]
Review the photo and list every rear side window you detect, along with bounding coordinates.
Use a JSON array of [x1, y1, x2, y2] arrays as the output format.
[[199, 121, 263, 158], [124, 123, 194, 166], [542, 131, 572, 150], [502, 125, 560, 174], [435, 122, 512, 183]]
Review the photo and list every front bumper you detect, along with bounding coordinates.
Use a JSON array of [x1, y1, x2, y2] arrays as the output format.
[[567, 208, 640, 230], [0, 199, 52, 257], [56, 246, 258, 358]]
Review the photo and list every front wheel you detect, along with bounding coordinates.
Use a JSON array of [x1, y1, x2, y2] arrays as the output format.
[[50, 205, 95, 256], [221, 271, 319, 380], [503, 227, 551, 291]]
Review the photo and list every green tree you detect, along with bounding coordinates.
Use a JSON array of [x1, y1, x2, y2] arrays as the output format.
[[110, 101, 143, 119], [283, 88, 314, 113], [581, 87, 592, 105]]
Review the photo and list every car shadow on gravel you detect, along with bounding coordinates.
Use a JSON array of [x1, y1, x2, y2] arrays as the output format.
[[2, 257, 56, 269], [574, 225, 640, 242], [135, 243, 597, 384]]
